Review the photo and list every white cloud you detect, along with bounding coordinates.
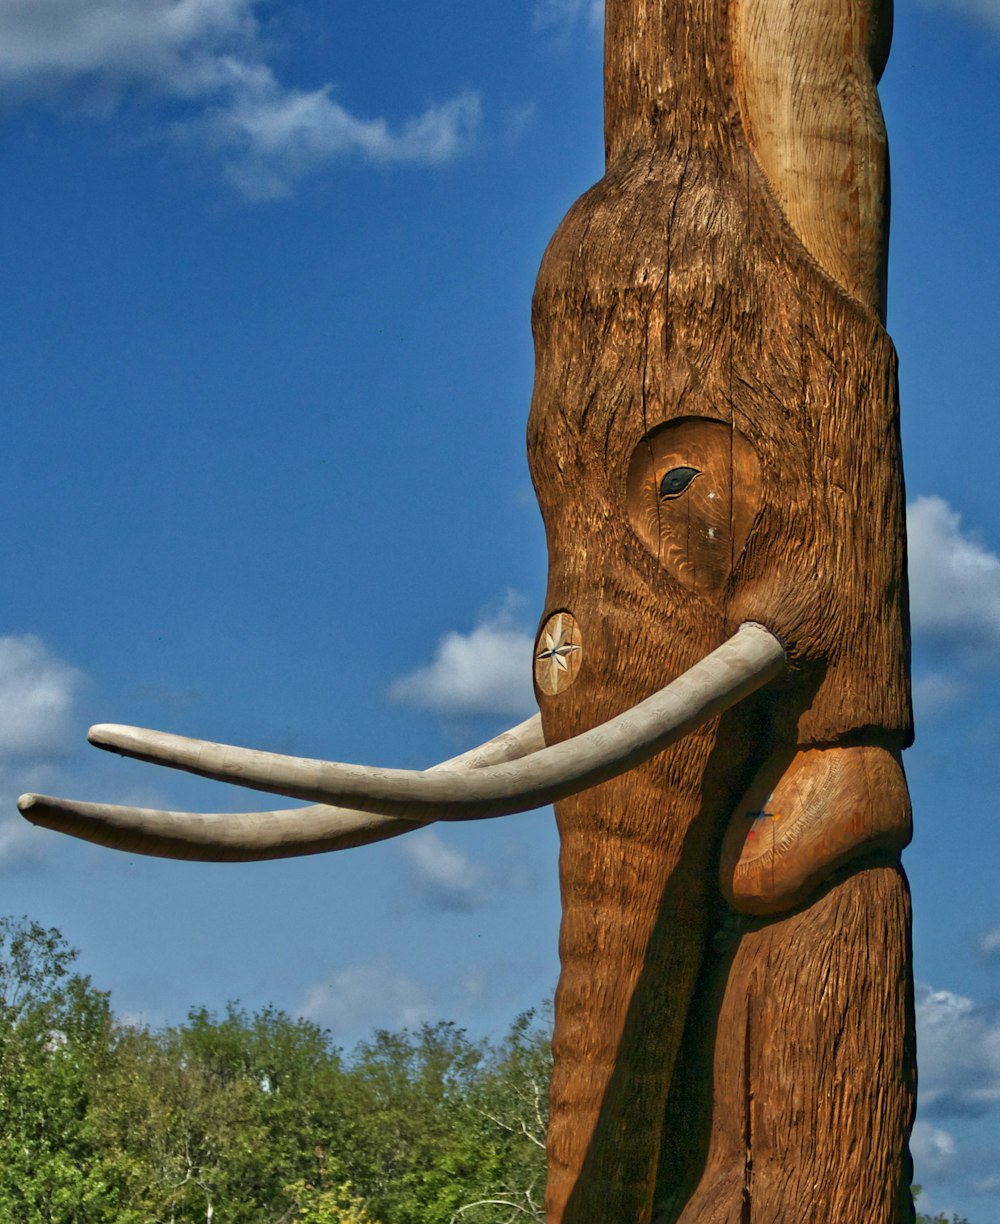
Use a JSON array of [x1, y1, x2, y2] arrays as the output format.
[[0, 809, 45, 868], [0, 0, 481, 197], [0, 0, 252, 90], [916, 982, 1000, 1117], [400, 829, 487, 913], [911, 1120, 959, 1179], [920, 0, 1000, 34], [203, 80, 481, 200], [978, 925, 1000, 961], [908, 496, 1000, 651], [533, 0, 604, 36], [912, 984, 1000, 1207], [0, 635, 81, 760], [907, 496, 1000, 714], [388, 595, 537, 719], [911, 1123, 1000, 1211], [298, 963, 433, 1036], [0, 634, 84, 868]]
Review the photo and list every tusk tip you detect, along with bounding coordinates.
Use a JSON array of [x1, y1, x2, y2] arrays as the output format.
[[88, 723, 132, 751], [17, 793, 60, 825]]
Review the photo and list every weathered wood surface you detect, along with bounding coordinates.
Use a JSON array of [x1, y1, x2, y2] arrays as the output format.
[[658, 862, 916, 1222], [528, 0, 914, 1217]]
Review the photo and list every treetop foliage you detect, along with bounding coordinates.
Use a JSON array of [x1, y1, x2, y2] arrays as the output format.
[[0, 915, 549, 1223]]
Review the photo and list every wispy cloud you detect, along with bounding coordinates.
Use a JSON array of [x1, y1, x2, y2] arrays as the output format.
[[398, 828, 533, 914], [911, 1120, 959, 1179], [0, 634, 84, 867], [978, 925, 1000, 961], [915, 982, 1000, 1118], [197, 78, 481, 201], [0, 0, 481, 198], [911, 982, 1000, 1206], [0, 634, 81, 760], [533, 0, 604, 37], [298, 962, 433, 1037], [297, 954, 542, 1044], [910, 670, 969, 717], [907, 496, 1000, 715], [388, 593, 536, 720], [911, 1118, 1000, 1210], [400, 830, 487, 913], [920, 0, 1000, 35]]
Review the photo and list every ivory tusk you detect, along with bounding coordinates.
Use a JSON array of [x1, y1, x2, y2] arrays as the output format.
[[17, 715, 546, 863], [83, 623, 786, 821]]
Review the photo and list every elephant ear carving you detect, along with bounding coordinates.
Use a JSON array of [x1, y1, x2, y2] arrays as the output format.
[[625, 417, 762, 596]]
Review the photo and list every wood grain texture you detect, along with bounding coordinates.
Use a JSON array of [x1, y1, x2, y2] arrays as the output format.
[[663, 863, 916, 1223], [528, 0, 913, 1217]]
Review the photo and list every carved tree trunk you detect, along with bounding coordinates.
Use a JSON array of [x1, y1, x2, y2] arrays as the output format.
[[527, 0, 915, 1219]]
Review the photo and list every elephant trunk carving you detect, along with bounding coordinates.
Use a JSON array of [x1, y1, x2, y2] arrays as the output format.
[[18, 0, 916, 1218]]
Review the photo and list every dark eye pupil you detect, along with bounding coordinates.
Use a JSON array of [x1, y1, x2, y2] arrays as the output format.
[[659, 466, 700, 498]]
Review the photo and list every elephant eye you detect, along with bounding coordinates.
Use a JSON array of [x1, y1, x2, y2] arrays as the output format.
[[626, 418, 761, 596], [659, 466, 700, 498]]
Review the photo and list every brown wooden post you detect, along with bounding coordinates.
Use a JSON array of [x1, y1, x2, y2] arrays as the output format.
[[528, 0, 915, 1218]]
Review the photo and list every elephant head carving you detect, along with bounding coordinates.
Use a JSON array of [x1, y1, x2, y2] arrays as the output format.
[[19, 0, 917, 1219]]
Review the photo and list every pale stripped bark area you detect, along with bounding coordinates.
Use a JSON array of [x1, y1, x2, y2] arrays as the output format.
[[733, 0, 893, 317]]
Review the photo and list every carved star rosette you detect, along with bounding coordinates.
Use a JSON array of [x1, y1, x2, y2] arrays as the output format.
[[534, 611, 583, 696]]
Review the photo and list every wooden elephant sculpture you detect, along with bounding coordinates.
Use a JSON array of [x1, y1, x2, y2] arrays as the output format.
[[20, 0, 917, 1219]]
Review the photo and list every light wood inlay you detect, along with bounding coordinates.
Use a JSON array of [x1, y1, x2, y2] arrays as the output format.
[[535, 611, 584, 696]]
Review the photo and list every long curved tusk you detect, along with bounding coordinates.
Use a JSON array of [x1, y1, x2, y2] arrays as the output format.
[[83, 623, 786, 821], [17, 715, 546, 863]]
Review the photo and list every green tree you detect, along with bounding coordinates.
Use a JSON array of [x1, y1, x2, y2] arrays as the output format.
[[283, 1180, 381, 1223], [913, 1184, 971, 1224], [0, 917, 134, 1221], [448, 1009, 549, 1223], [331, 1012, 551, 1224], [92, 1020, 269, 1222], [333, 1020, 488, 1224], [93, 1002, 352, 1223], [0, 914, 555, 1223]]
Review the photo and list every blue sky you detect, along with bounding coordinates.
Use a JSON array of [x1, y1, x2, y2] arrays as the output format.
[[0, 0, 998, 1216]]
